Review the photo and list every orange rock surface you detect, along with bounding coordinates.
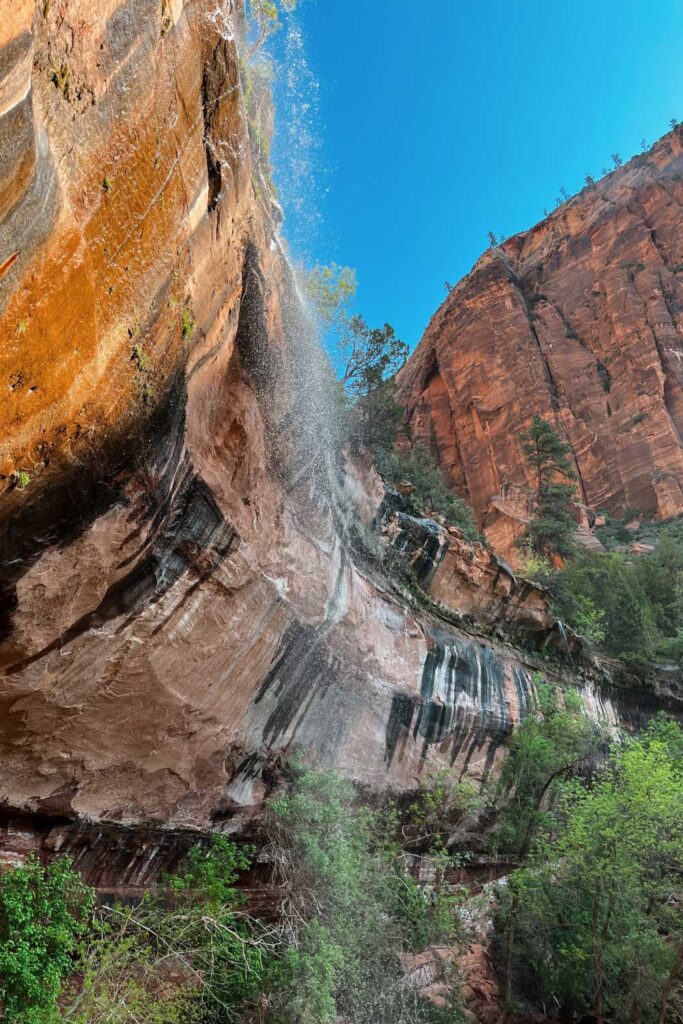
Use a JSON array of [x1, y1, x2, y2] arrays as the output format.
[[398, 131, 683, 560], [0, 0, 560, 833], [0, 1, 668, 855]]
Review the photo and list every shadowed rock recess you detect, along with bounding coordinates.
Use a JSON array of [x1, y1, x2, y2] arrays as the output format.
[[0, 1, 676, 884], [398, 130, 683, 558]]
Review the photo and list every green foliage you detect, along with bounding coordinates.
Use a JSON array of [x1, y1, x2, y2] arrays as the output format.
[[263, 760, 465, 1024], [180, 306, 196, 339], [267, 919, 342, 1024], [42, 770, 468, 1024], [520, 414, 574, 485], [154, 838, 268, 1021], [301, 262, 413, 475], [14, 470, 30, 490], [522, 481, 577, 558], [64, 906, 198, 1024], [492, 681, 600, 858], [339, 316, 408, 398], [545, 521, 683, 660], [331, 311, 410, 471], [303, 263, 357, 328], [0, 855, 94, 1023], [498, 718, 683, 1024], [375, 443, 479, 539], [346, 375, 405, 456], [400, 767, 483, 853], [247, 0, 297, 54], [302, 259, 474, 547], [518, 416, 577, 558], [65, 837, 269, 1024], [131, 343, 149, 372]]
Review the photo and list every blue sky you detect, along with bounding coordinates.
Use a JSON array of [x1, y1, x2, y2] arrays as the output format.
[[270, 0, 683, 352]]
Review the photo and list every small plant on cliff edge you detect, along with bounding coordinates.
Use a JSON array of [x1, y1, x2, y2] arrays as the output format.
[[180, 306, 197, 339], [49, 61, 72, 101], [0, 855, 94, 1023], [13, 470, 31, 490], [375, 443, 479, 539], [247, 0, 297, 56]]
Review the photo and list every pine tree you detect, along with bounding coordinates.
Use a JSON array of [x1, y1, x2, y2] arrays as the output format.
[[519, 416, 577, 558]]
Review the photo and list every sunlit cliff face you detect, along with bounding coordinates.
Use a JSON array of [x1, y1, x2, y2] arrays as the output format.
[[398, 129, 683, 561], [0, 2, 671, 881]]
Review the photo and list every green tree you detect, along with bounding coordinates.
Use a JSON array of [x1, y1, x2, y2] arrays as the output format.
[[633, 530, 683, 636], [499, 719, 683, 1024], [0, 855, 94, 1024], [518, 415, 577, 558], [303, 262, 357, 329], [263, 760, 464, 1024], [248, 0, 297, 55], [339, 316, 408, 397], [302, 263, 408, 461], [552, 550, 657, 659], [492, 682, 601, 1020], [349, 375, 405, 454], [520, 415, 573, 493]]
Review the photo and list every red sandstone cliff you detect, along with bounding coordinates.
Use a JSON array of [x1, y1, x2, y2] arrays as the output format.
[[398, 131, 683, 560], [0, 0, 558, 839], [0, 2, 672, 876]]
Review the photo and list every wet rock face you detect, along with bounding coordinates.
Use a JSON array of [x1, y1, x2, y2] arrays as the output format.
[[1, 0, 546, 834], [398, 130, 683, 558], [375, 490, 554, 633], [385, 630, 533, 779], [0, 0, 676, 864], [374, 490, 450, 586]]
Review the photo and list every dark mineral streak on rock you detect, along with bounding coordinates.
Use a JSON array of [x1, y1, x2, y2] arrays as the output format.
[[385, 630, 527, 772], [0, 373, 188, 650], [235, 242, 276, 388], [5, 465, 237, 675], [254, 622, 339, 745]]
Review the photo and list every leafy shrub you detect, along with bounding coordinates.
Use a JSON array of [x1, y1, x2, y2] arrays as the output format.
[[496, 718, 683, 1024], [0, 855, 94, 1023], [375, 443, 479, 539], [66, 836, 271, 1024], [263, 760, 465, 1024]]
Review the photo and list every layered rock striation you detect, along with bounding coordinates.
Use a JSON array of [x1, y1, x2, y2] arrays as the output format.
[[0, 0, 546, 839], [0, 2, 675, 883], [398, 132, 683, 556]]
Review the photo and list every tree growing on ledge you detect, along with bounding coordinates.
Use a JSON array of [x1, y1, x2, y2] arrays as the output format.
[[519, 415, 577, 559], [248, 0, 297, 55]]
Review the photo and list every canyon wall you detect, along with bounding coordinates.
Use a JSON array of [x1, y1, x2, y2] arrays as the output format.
[[0, 0, 547, 841], [0, 2, 674, 882], [398, 132, 683, 557]]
